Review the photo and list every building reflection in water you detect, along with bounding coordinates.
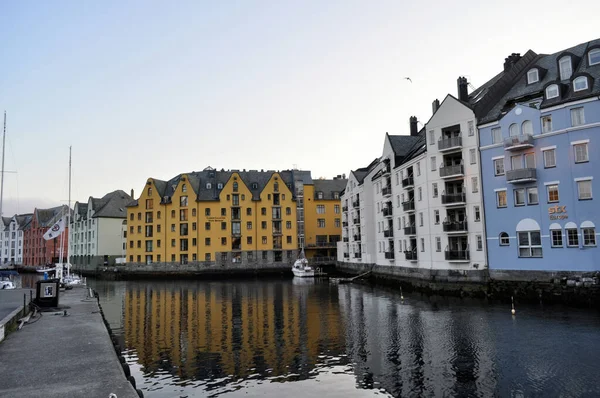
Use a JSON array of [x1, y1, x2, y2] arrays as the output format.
[[122, 279, 345, 389]]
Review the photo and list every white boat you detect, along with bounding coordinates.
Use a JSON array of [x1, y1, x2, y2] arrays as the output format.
[[0, 270, 18, 289], [292, 249, 315, 277], [1, 279, 15, 289]]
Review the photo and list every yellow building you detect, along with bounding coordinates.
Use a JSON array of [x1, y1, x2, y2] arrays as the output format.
[[126, 167, 347, 266]]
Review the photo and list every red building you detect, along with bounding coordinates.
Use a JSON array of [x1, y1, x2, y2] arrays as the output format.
[[23, 205, 70, 267]]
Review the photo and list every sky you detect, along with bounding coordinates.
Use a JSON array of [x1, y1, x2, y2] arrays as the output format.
[[1, 0, 599, 216]]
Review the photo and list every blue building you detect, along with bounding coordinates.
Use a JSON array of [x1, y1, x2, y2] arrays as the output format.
[[478, 39, 600, 273]]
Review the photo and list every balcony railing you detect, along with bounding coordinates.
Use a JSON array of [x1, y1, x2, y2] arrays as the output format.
[[354, 253, 362, 259], [352, 200, 360, 208], [307, 242, 338, 248], [382, 186, 392, 196], [445, 249, 470, 261], [402, 201, 415, 212], [384, 251, 395, 259], [506, 168, 537, 183], [440, 164, 464, 178], [402, 176, 414, 188], [353, 218, 360, 225], [353, 234, 361, 241], [343, 237, 349, 242], [383, 229, 393, 238], [442, 220, 468, 233], [404, 250, 417, 261], [504, 134, 534, 151], [342, 206, 348, 212], [273, 230, 283, 236], [342, 221, 348, 227], [382, 207, 393, 217], [273, 244, 283, 249], [404, 225, 416, 235], [441, 192, 466, 205], [231, 232, 242, 238], [438, 136, 462, 152]]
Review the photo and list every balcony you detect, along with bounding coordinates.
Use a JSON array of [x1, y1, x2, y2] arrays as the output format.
[[273, 243, 283, 250], [353, 218, 360, 225], [404, 250, 418, 261], [382, 207, 393, 217], [342, 205, 348, 212], [383, 162, 391, 175], [441, 192, 466, 206], [445, 249, 470, 262], [354, 253, 362, 259], [438, 136, 462, 152], [383, 229, 393, 238], [442, 220, 468, 234], [382, 186, 392, 197], [307, 241, 339, 248], [231, 232, 242, 238], [402, 201, 415, 212], [273, 229, 283, 236], [384, 251, 395, 260], [353, 234, 361, 241], [506, 168, 537, 184], [352, 200, 360, 208], [404, 225, 416, 235], [504, 134, 534, 151], [440, 164, 464, 179], [342, 221, 348, 227], [402, 176, 414, 188]]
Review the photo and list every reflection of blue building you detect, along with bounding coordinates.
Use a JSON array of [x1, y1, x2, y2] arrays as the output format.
[[478, 39, 600, 272]]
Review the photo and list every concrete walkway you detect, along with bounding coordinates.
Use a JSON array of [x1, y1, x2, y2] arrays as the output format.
[[0, 288, 34, 322], [0, 287, 138, 398]]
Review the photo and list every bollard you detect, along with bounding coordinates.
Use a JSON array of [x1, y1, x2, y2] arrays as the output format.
[[128, 375, 136, 389], [121, 362, 131, 378], [23, 294, 26, 310], [136, 389, 144, 398]]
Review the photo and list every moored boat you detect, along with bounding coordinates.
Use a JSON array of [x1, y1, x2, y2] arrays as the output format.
[[292, 248, 315, 277]]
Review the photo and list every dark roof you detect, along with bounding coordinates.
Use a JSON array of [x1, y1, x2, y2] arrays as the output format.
[[15, 214, 33, 230], [35, 205, 69, 227], [313, 179, 347, 200], [479, 38, 600, 123], [352, 158, 379, 185], [92, 190, 133, 218]]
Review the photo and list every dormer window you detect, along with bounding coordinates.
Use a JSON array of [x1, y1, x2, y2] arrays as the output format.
[[217, 183, 223, 189], [573, 76, 588, 92], [559, 56, 572, 80], [546, 84, 559, 99], [589, 49, 600, 66], [206, 183, 211, 189], [527, 69, 539, 84]]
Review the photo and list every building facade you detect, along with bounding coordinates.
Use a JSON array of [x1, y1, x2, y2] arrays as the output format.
[[1, 214, 32, 266], [478, 39, 600, 273], [70, 190, 132, 268], [23, 205, 69, 266]]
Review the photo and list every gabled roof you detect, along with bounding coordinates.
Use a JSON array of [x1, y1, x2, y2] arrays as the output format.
[[35, 205, 69, 228], [351, 158, 379, 185], [313, 179, 347, 200], [92, 190, 132, 218]]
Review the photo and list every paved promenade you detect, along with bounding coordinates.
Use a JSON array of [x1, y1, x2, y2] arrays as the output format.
[[0, 287, 139, 398], [0, 288, 34, 321]]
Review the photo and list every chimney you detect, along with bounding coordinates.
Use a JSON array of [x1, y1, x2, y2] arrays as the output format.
[[503, 53, 522, 72], [409, 116, 418, 136], [432, 99, 440, 114], [457, 77, 469, 102], [131, 189, 134, 198]]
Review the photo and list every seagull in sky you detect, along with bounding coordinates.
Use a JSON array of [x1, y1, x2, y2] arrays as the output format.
[[404, 77, 412, 83]]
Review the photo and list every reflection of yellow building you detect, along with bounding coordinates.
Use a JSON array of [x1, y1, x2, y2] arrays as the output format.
[[123, 282, 343, 378], [126, 167, 347, 265]]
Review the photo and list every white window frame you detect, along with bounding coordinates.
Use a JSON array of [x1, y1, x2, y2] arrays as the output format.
[[577, 179, 592, 200], [468, 121, 474, 136], [418, 187, 422, 201], [429, 130, 434, 145], [550, 229, 563, 248], [491, 128, 502, 144], [547, 184, 559, 203], [471, 176, 478, 193], [521, 120, 533, 135], [573, 76, 588, 92], [509, 123, 518, 136], [518, 231, 542, 258], [469, 148, 476, 165], [432, 183, 438, 198], [541, 115, 552, 133], [527, 187, 539, 205], [416, 162, 421, 176], [434, 210, 440, 224], [496, 190, 507, 208], [583, 228, 596, 247], [474, 206, 480, 222], [431, 156, 436, 171], [589, 48, 600, 66], [559, 56, 572, 80], [543, 149, 556, 168], [476, 235, 483, 251], [566, 228, 579, 248], [435, 237, 441, 252], [420, 238, 425, 252], [499, 232, 509, 246], [571, 107, 585, 127], [527, 69, 539, 84], [546, 84, 559, 99], [574, 143, 589, 163], [494, 158, 505, 176], [419, 212, 423, 227], [514, 188, 525, 206]]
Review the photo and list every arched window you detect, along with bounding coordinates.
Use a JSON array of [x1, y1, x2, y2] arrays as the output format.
[[516, 218, 542, 257], [509, 123, 518, 136], [559, 56, 572, 80], [182, 184, 187, 193], [148, 187, 153, 195], [233, 182, 238, 192], [573, 76, 588, 92], [499, 232, 509, 246], [521, 120, 533, 135], [549, 223, 562, 247], [206, 183, 211, 189], [546, 84, 559, 99]]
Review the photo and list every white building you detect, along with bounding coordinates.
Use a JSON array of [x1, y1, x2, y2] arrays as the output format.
[[1, 214, 32, 266], [69, 190, 131, 268]]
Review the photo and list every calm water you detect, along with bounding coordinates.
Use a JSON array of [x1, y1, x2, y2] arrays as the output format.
[[89, 278, 600, 398]]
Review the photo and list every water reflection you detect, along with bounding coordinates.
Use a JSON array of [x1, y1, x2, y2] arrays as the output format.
[[90, 279, 600, 398]]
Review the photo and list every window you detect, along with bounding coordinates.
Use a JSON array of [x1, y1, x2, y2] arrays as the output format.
[[261, 221, 267, 229], [474, 206, 480, 222], [287, 221, 292, 229], [247, 221, 252, 230], [468, 121, 474, 136], [205, 222, 210, 230], [418, 187, 422, 201], [472, 176, 478, 193], [233, 182, 238, 192], [317, 205, 325, 214], [527, 187, 539, 205], [419, 212, 423, 227], [470, 149, 476, 165], [247, 208, 252, 216], [262, 236, 267, 244], [432, 183, 438, 198], [191, 209, 196, 217], [524, 153, 535, 168], [511, 155, 521, 170], [509, 123, 518, 136], [221, 222, 227, 230], [577, 180, 592, 200], [221, 237, 227, 246], [180, 196, 188, 207], [589, 48, 600, 66], [514, 189, 525, 206], [521, 120, 533, 135], [317, 219, 325, 228], [420, 238, 425, 252], [546, 84, 559, 99], [205, 208, 210, 216], [261, 207, 266, 216], [221, 208, 226, 216], [566, 228, 579, 247], [431, 156, 436, 171], [416, 162, 421, 176], [493, 158, 505, 176], [499, 232, 509, 246], [583, 228, 596, 246], [192, 222, 197, 231], [518, 231, 542, 257], [573, 76, 588, 92], [429, 130, 434, 144], [541, 116, 552, 133], [497, 191, 507, 208], [435, 237, 441, 252], [574, 143, 588, 163], [476, 235, 482, 251], [170, 239, 175, 247], [559, 56, 572, 80], [247, 236, 253, 245], [334, 219, 340, 228], [492, 128, 502, 144], [551, 229, 563, 247], [334, 205, 340, 214], [527, 69, 539, 84], [543, 149, 556, 168], [205, 253, 211, 261], [571, 107, 585, 127], [217, 183, 223, 190], [434, 210, 440, 224], [547, 184, 559, 203]]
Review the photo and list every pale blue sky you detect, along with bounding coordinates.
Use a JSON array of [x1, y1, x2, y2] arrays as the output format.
[[1, 0, 598, 215]]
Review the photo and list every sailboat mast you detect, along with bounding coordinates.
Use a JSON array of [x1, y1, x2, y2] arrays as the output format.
[[67, 146, 71, 276], [0, 111, 6, 219]]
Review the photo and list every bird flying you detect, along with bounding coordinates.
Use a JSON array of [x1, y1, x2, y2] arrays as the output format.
[[404, 77, 412, 83]]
